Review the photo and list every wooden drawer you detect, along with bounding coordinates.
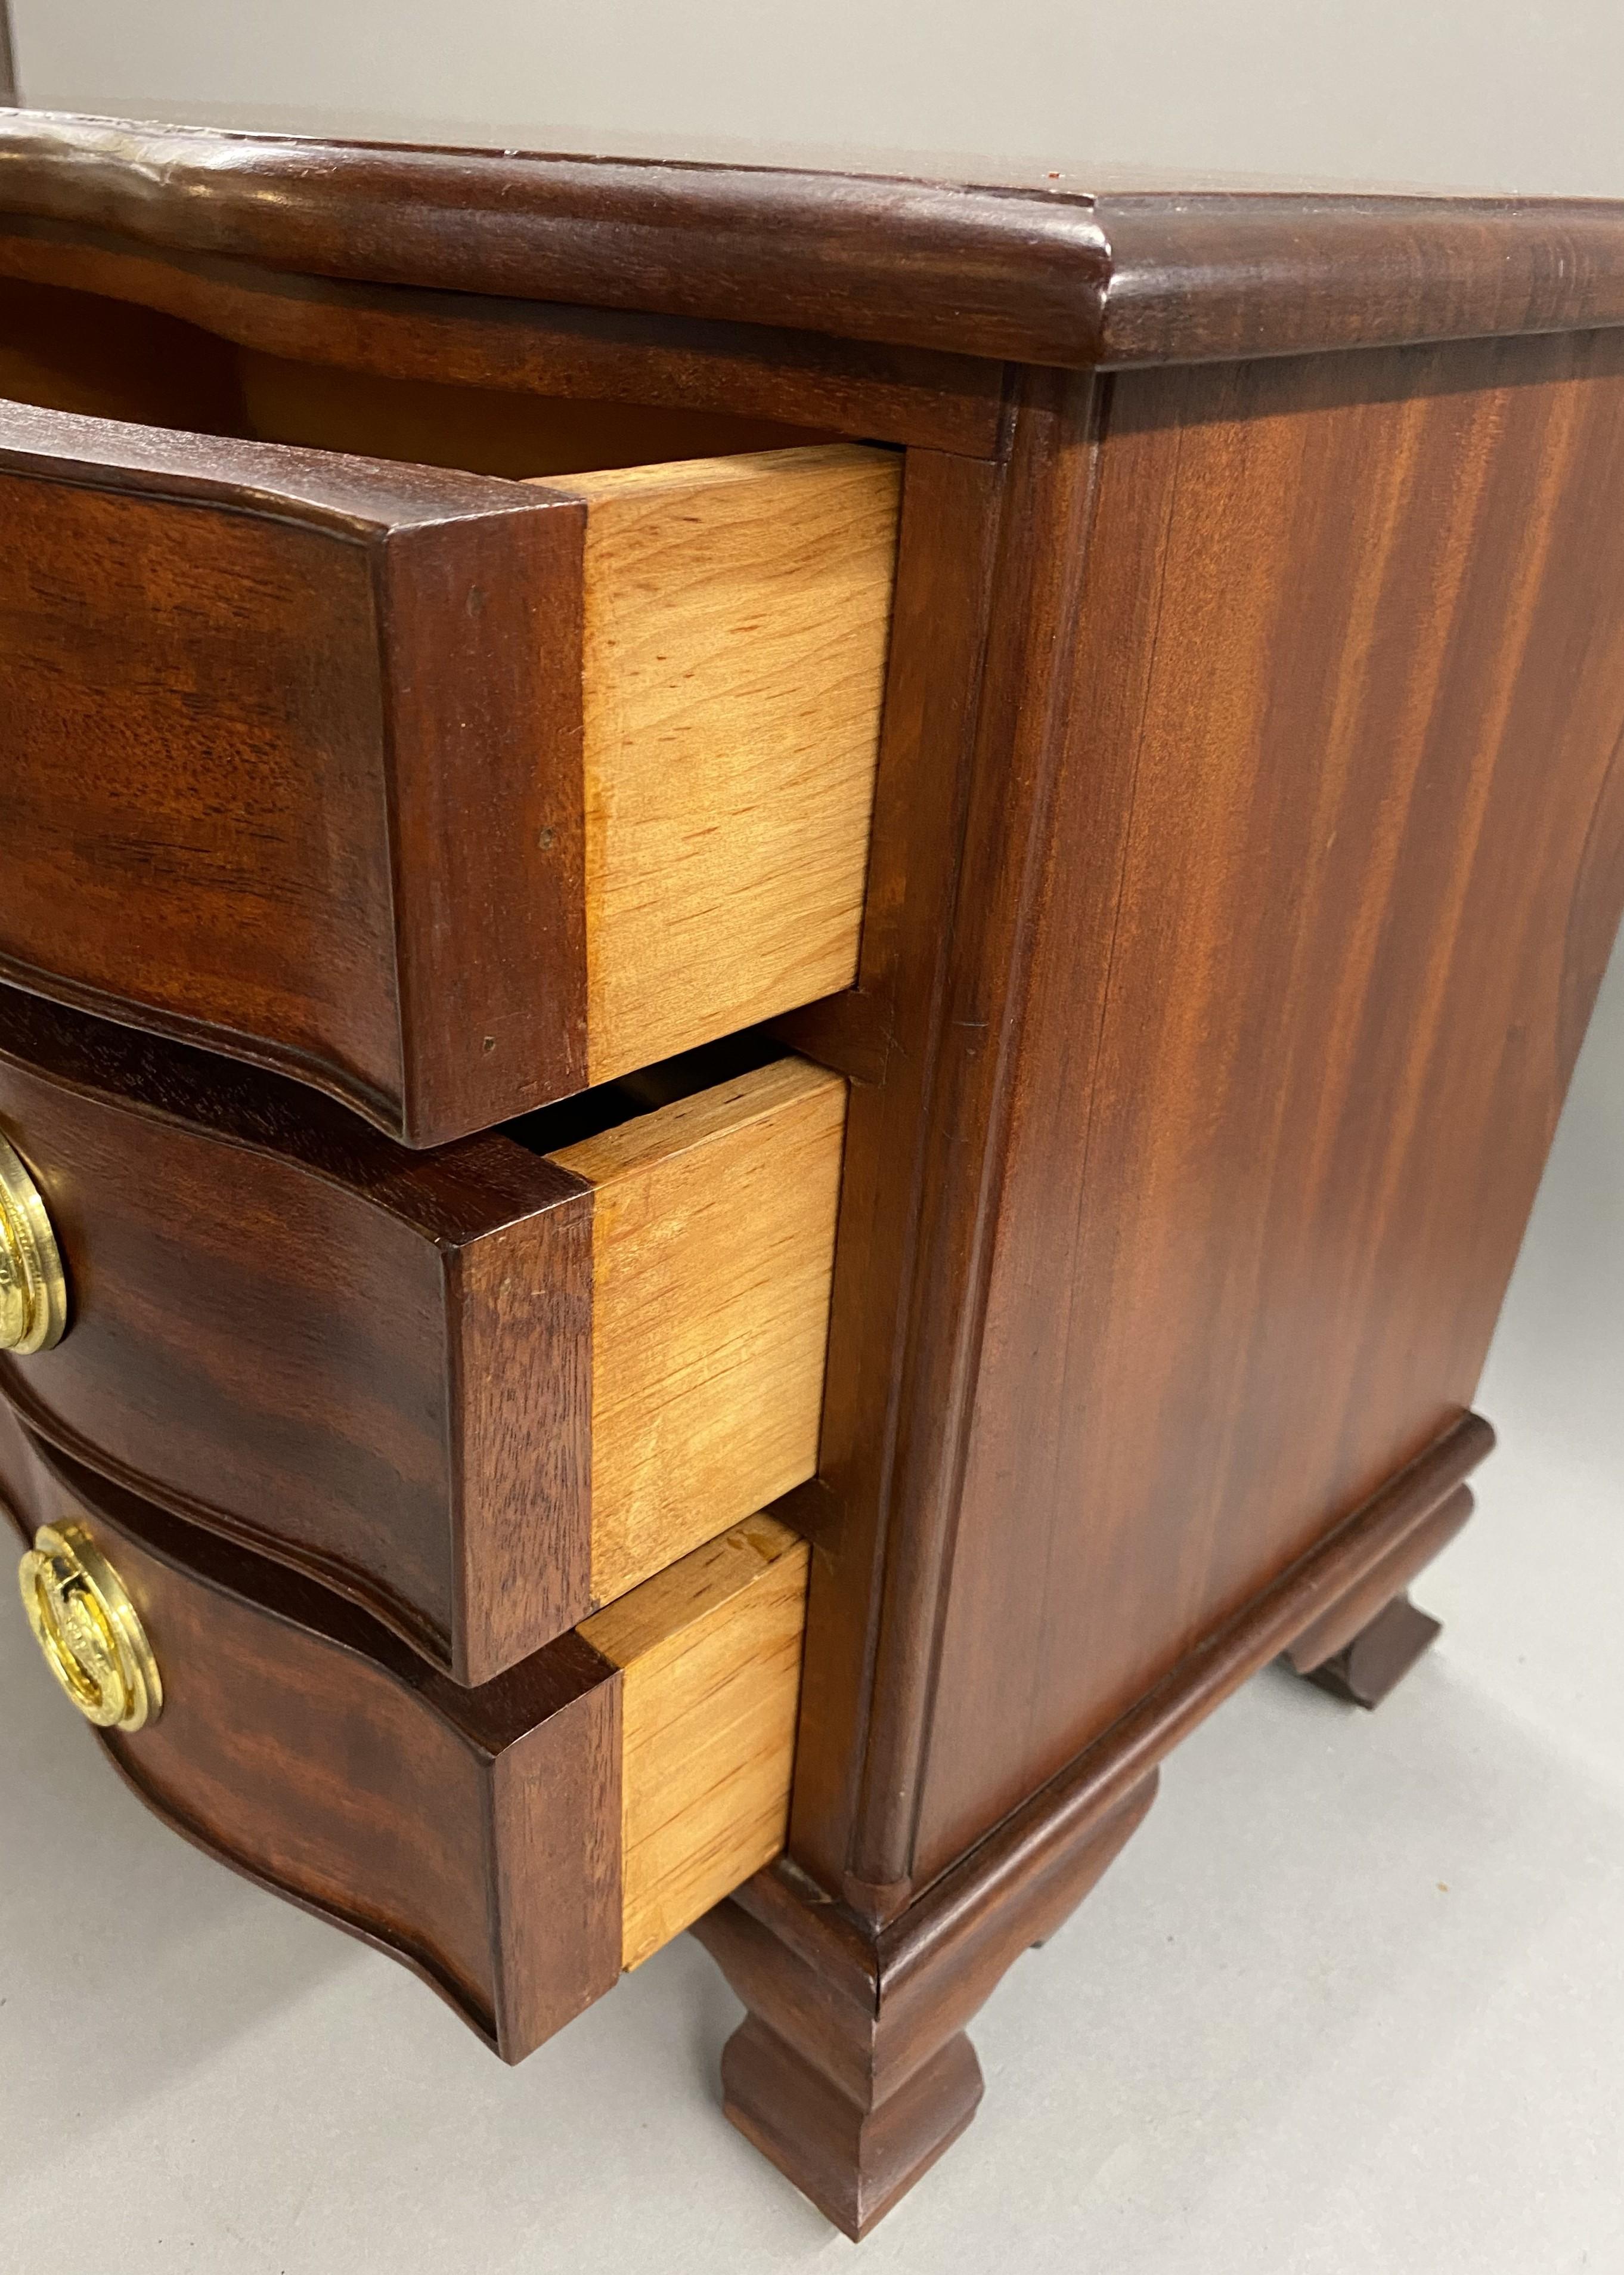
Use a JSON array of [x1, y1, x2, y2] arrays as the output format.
[[0, 987, 845, 1682], [0, 398, 899, 1146], [1, 1412, 809, 2059]]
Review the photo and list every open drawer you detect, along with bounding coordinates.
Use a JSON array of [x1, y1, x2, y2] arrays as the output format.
[[2, 1412, 809, 2060], [0, 395, 898, 1146], [0, 987, 845, 1683]]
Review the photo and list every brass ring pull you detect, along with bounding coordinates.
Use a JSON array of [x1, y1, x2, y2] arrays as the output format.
[[0, 1132, 69, 1353], [18, 1522, 162, 1731]]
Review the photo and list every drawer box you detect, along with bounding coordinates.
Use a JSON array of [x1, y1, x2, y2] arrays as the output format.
[[0, 398, 898, 1146], [1, 1412, 809, 2058], [0, 988, 845, 1682]]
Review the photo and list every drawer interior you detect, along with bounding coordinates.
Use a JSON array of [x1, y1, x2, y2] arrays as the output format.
[[0, 274, 833, 472]]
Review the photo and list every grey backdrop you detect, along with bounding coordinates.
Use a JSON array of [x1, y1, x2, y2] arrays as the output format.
[[13, 0, 1624, 196]]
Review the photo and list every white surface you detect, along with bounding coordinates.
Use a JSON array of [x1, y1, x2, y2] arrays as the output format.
[[1, 943, 1620, 2271], [13, 0, 1624, 197]]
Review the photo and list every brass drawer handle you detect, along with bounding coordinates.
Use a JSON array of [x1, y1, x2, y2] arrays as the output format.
[[18, 1522, 162, 1731], [0, 1132, 69, 1353]]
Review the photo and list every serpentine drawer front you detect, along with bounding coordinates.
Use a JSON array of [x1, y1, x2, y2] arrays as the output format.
[[2, 1409, 810, 2060], [0, 987, 846, 1684], [0, 397, 900, 1147]]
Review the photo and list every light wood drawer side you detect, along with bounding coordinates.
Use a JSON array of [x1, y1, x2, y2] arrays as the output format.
[[582, 1512, 810, 1970], [550, 445, 901, 1084], [550, 1055, 847, 1605]]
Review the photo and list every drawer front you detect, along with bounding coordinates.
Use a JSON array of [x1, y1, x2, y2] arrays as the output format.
[[1, 1412, 808, 2060], [0, 988, 844, 1682], [0, 400, 898, 1145]]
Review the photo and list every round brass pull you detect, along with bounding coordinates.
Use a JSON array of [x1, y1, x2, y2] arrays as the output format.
[[18, 1522, 162, 1731], [0, 1132, 69, 1353]]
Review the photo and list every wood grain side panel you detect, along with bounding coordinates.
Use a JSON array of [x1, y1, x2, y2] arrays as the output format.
[[551, 1058, 847, 1605], [913, 333, 1624, 1877], [558, 445, 900, 1081], [582, 1514, 810, 1970]]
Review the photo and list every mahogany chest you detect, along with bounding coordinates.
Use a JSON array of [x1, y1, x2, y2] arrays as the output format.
[[2, 109, 1623, 2235]]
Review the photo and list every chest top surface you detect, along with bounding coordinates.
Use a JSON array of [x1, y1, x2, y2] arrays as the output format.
[[4, 104, 1624, 370]]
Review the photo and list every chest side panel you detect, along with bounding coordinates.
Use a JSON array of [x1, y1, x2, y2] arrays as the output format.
[[916, 330, 1624, 1874]]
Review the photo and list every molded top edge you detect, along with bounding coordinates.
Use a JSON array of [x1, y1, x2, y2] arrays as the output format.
[[5, 107, 1624, 370]]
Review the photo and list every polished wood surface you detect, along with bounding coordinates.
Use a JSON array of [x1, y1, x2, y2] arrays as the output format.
[[8, 112, 1624, 367], [562, 446, 898, 1084], [702, 1773, 1151, 2234], [1, 1408, 810, 2052], [909, 332, 1624, 1881], [696, 1775, 1154, 2238], [582, 1513, 809, 1969], [0, 989, 841, 1680], [0, 1407, 621, 2060], [1285, 1482, 1475, 1680], [729, 318, 1623, 2223], [767, 441, 1009, 1896], [4, 118, 1623, 2237], [0, 397, 585, 1145], [700, 1411, 1489, 2231], [0, 392, 894, 1143]]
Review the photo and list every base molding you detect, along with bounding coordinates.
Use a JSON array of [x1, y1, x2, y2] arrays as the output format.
[[696, 1409, 1493, 2234]]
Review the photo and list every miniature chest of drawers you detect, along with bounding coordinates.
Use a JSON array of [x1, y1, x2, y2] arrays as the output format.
[[2, 107, 1623, 2237]]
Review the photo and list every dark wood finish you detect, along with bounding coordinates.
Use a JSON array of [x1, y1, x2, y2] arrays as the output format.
[[7, 114, 1624, 369], [5, 120, 1624, 2239], [0, 985, 599, 1683], [695, 1776, 1157, 2237], [0, 989, 836, 1686], [698, 1410, 1490, 2220], [0, 267, 832, 466], [1286, 1481, 1474, 1681], [907, 332, 1624, 1886], [769, 431, 1018, 1903], [0, 397, 586, 1147], [1298, 1593, 1444, 1708], [0, 1407, 623, 2061], [0, 274, 247, 428], [824, 367, 1103, 1911], [0, 219, 1008, 457]]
